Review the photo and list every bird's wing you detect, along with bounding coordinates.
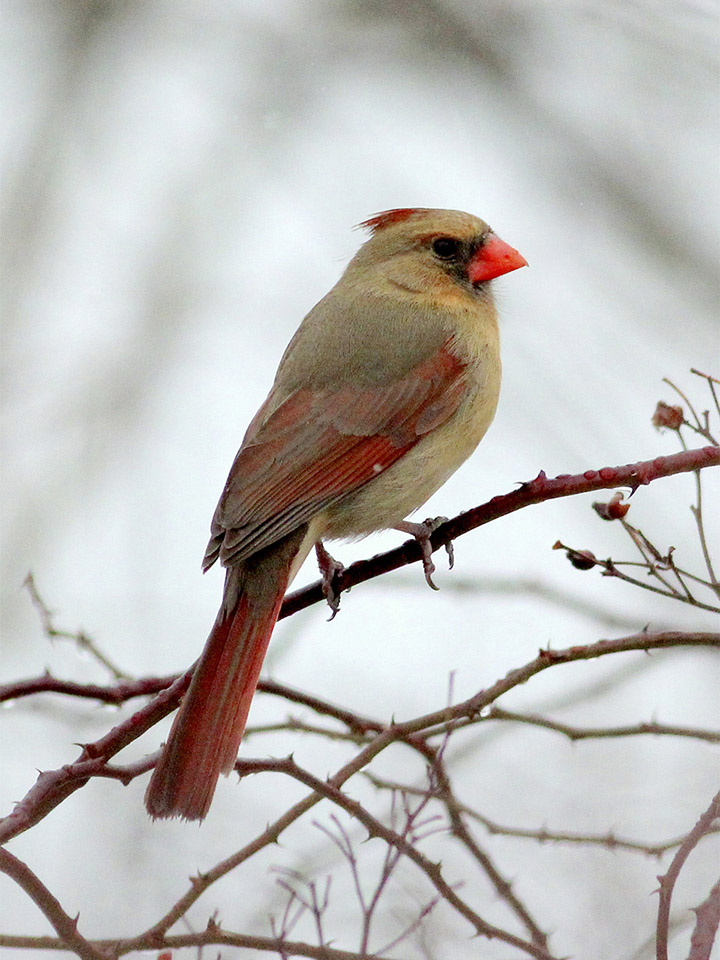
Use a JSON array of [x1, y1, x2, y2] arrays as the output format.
[[204, 343, 469, 568]]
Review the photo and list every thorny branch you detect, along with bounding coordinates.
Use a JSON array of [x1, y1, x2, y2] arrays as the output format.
[[2, 378, 719, 959], [0, 929, 401, 960], [22, 573, 131, 681], [689, 879, 720, 960], [282, 444, 720, 619], [3, 630, 719, 850], [0, 849, 108, 960], [2, 631, 716, 960], [555, 373, 720, 610], [5, 445, 717, 715], [364, 773, 720, 858], [656, 790, 720, 960]]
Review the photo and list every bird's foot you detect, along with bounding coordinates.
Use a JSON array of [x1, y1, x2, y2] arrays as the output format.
[[315, 541, 345, 619], [394, 517, 453, 591]]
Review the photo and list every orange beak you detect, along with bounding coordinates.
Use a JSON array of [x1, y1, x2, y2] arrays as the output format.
[[467, 233, 528, 285]]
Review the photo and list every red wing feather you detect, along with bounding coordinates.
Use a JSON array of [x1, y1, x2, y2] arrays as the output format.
[[205, 344, 467, 568]]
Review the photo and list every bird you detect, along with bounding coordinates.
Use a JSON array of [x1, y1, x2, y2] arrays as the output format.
[[145, 207, 527, 820]]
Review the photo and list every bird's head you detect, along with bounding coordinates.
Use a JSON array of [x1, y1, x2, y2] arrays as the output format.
[[351, 207, 527, 297]]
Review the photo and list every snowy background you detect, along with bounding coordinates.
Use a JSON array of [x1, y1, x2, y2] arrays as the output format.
[[1, 2, 719, 958]]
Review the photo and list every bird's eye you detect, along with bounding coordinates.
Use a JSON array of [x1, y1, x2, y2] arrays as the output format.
[[431, 236, 461, 260]]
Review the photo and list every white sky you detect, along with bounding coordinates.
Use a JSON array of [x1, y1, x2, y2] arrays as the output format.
[[1, 2, 719, 958]]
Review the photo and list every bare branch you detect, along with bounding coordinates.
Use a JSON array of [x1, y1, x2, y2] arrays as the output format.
[[366, 773, 720, 858], [0, 668, 194, 844], [133, 631, 716, 953], [690, 369, 720, 425], [3, 427, 717, 957], [689, 878, 720, 960], [2, 630, 717, 851], [0, 849, 108, 960], [431, 755, 550, 949], [23, 574, 130, 681], [0, 673, 176, 706], [280, 447, 720, 619], [656, 790, 720, 960], [0, 929, 401, 960], [553, 537, 720, 614], [484, 706, 720, 744], [233, 757, 560, 960]]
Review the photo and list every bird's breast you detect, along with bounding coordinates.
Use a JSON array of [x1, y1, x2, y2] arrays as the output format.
[[322, 327, 501, 539]]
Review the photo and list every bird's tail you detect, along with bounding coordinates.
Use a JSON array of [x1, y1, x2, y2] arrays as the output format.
[[145, 529, 307, 821]]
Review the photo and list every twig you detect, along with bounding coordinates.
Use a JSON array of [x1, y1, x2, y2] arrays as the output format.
[[483, 706, 720, 744], [2, 631, 717, 852], [690, 369, 720, 427], [245, 719, 370, 744], [431, 755, 550, 948], [365, 773, 720, 858], [656, 790, 720, 960], [257, 679, 385, 737], [690, 464, 720, 597], [0, 929, 400, 960], [376, 891, 441, 955], [554, 539, 720, 614], [0, 849, 108, 960], [313, 795, 440, 955], [0, 673, 176, 706], [272, 870, 331, 950], [136, 632, 717, 952], [228, 757, 560, 960], [0, 667, 194, 844], [23, 574, 130, 681], [689, 878, 720, 960]]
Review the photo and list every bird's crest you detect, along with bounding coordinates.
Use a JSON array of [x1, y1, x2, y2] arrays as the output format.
[[358, 208, 422, 234]]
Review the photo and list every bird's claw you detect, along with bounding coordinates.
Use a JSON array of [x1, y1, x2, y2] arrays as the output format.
[[315, 541, 345, 620], [444, 536, 455, 571], [394, 516, 453, 591], [420, 541, 439, 591]]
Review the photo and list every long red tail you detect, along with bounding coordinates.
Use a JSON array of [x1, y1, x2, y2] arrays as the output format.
[[145, 530, 305, 820]]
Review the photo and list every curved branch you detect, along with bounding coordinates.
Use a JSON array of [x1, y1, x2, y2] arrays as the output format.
[[7, 445, 717, 717], [0, 668, 194, 844], [656, 790, 720, 960], [165, 756, 560, 960], [0, 850, 107, 960], [138, 631, 719, 944], [365, 773, 720, 858], [430, 754, 550, 948], [1, 632, 718, 851], [689, 878, 720, 960]]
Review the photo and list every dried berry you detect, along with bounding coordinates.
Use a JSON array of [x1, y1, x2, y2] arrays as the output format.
[[652, 401, 684, 431], [593, 492, 630, 521], [567, 549, 597, 570]]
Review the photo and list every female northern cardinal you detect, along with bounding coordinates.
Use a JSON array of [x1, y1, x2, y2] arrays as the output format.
[[145, 208, 526, 820]]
